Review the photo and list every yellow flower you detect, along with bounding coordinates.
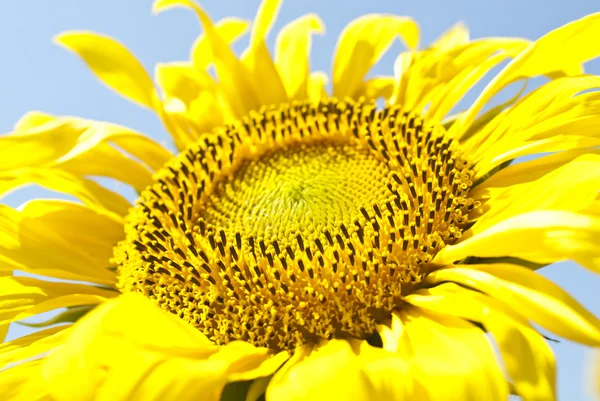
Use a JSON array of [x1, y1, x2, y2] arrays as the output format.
[[1, 0, 600, 400]]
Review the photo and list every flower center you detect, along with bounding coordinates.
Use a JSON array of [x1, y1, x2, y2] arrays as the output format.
[[114, 99, 475, 351]]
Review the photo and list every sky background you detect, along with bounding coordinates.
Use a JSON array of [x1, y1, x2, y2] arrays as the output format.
[[1, 0, 599, 399]]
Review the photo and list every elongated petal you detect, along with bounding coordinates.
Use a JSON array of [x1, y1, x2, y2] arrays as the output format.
[[0, 361, 50, 401], [1, 117, 155, 193], [333, 14, 419, 98], [154, 62, 226, 144], [56, 120, 172, 172], [307, 71, 328, 103], [0, 201, 122, 284], [425, 52, 508, 122], [471, 154, 600, 231], [41, 294, 281, 401], [393, 38, 529, 117], [467, 76, 600, 174], [452, 13, 600, 139], [270, 313, 506, 400], [435, 210, 600, 272], [425, 266, 600, 345], [268, 339, 424, 400], [0, 275, 114, 341], [62, 143, 154, 192], [1, 114, 171, 178], [13, 111, 55, 131], [157, 63, 216, 101], [0, 326, 71, 370], [479, 135, 600, 175], [275, 14, 324, 100], [467, 76, 600, 154], [355, 76, 395, 99], [55, 32, 158, 109], [153, 0, 261, 117], [406, 283, 556, 401], [0, 168, 130, 217], [268, 340, 371, 401], [191, 18, 250, 70], [242, 0, 288, 105], [472, 148, 600, 196], [398, 309, 508, 401], [20, 200, 124, 262], [431, 22, 469, 51]]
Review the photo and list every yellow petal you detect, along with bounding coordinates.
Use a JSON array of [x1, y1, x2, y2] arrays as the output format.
[[21, 200, 124, 262], [2, 114, 171, 177], [41, 293, 278, 401], [191, 18, 250, 70], [153, 0, 261, 118], [333, 14, 419, 98], [0, 275, 114, 341], [398, 308, 508, 401], [471, 154, 600, 231], [585, 199, 600, 218], [0, 325, 71, 370], [466, 75, 600, 152], [354, 76, 395, 100], [246, 376, 271, 401], [376, 312, 407, 354], [2, 116, 155, 192], [394, 38, 529, 115], [452, 13, 600, 139], [355, 342, 426, 399], [435, 210, 600, 272], [241, 0, 287, 105], [267, 340, 363, 401], [154, 62, 226, 144], [472, 148, 600, 197], [0, 360, 51, 401], [13, 111, 54, 131], [425, 52, 509, 122], [157, 62, 216, 101], [60, 143, 155, 192], [275, 14, 324, 100], [392, 39, 527, 117], [225, 347, 289, 382], [390, 50, 416, 106], [0, 201, 122, 284], [270, 326, 505, 401], [457, 79, 528, 142], [249, 0, 280, 44], [265, 343, 312, 394], [56, 120, 171, 172], [307, 71, 328, 103], [431, 22, 470, 51], [1, 118, 81, 170], [480, 134, 600, 175], [54, 32, 158, 109], [0, 168, 130, 217], [406, 283, 556, 401], [466, 75, 600, 174], [425, 265, 600, 345], [267, 339, 419, 401]]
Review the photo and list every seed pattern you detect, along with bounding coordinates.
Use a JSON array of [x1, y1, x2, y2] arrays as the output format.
[[114, 99, 476, 351]]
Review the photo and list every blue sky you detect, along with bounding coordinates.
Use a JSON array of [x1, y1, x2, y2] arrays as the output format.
[[1, 0, 599, 399]]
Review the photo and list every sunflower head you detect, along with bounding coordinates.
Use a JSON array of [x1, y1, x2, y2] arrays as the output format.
[[2, 1, 600, 400], [114, 98, 475, 350]]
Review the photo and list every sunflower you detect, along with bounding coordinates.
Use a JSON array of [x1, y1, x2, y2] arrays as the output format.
[[2, 0, 600, 400]]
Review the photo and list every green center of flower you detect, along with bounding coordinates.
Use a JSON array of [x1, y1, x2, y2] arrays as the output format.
[[201, 142, 390, 247], [114, 99, 475, 351]]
